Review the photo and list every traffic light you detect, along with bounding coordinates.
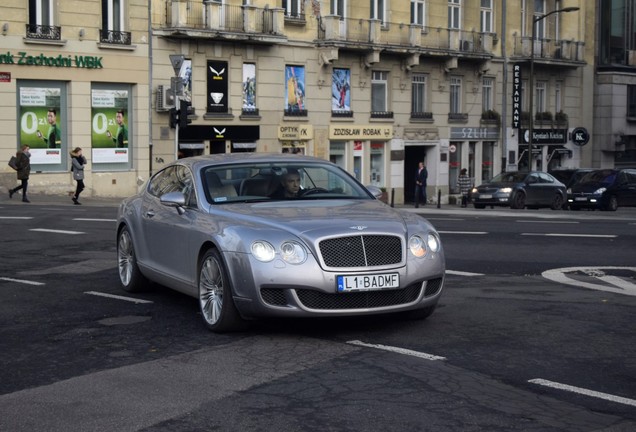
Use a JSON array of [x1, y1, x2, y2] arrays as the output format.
[[169, 107, 179, 129], [179, 100, 193, 128]]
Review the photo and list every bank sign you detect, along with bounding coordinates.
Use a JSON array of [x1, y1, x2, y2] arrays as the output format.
[[0, 51, 103, 68]]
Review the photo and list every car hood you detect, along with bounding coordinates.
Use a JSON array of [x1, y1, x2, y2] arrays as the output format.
[[476, 181, 518, 189], [571, 182, 606, 193], [208, 200, 426, 238]]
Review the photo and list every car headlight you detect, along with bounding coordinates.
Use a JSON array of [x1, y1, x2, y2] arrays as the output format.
[[280, 241, 307, 264], [566, 188, 572, 194], [426, 233, 441, 253], [251, 241, 276, 262], [500, 187, 512, 193], [471, 187, 478, 194], [594, 187, 607, 195], [409, 234, 440, 258]]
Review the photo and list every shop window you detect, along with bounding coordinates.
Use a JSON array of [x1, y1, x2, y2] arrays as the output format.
[[370, 142, 385, 187], [449, 141, 462, 193], [482, 142, 495, 181], [330, 141, 347, 170], [627, 85, 636, 118]]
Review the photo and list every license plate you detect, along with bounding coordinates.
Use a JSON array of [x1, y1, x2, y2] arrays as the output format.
[[337, 273, 400, 292], [575, 197, 587, 201], [480, 194, 492, 199]]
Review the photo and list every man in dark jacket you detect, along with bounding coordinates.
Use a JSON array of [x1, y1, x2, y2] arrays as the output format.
[[9, 145, 31, 203], [414, 161, 428, 208]]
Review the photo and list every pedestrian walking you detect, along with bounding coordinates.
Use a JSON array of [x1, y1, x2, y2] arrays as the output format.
[[457, 168, 472, 208], [414, 161, 428, 208], [70, 147, 86, 205], [9, 145, 31, 203]]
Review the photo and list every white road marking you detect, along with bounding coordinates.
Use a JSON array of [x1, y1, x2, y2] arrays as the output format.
[[521, 233, 617, 238], [30, 228, 85, 235], [542, 266, 636, 296], [0, 277, 45, 286], [446, 270, 485, 276], [0, 216, 33, 220], [347, 340, 446, 361], [529, 379, 636, 407], [425, 218, 465, 221], [73, 218, 117, 222], [84, 291, 153, 304], [438, 231, 488, 235], [516, 220, 579, 224]]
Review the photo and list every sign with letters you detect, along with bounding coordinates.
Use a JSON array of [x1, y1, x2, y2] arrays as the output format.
[[450, 127, 500, 140], [571, 127, 590, 146]]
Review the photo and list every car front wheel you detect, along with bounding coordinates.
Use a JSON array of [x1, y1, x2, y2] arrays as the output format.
[[605, 195, 618, 211], [198, 248, 246, 332], [117, 226, 148, 292]]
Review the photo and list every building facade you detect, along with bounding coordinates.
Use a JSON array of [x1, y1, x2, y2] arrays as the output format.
[[2, 1, 596, 202], [1, 0, 150, 198]]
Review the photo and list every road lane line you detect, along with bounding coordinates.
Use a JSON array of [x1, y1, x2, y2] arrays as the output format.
[[347, 340, 446, 361], [73, 218, 117, 222], [529, 378, 636, 407], [30, 228, 85, 235], [0, 277, 45, 286], [516, 220, 579, 224], [85, 291, 153, 304], [521, 233, 617, 238], [437, 231, 488, 235], [0, 216, 33, 220], [446, 270, 485, 276]]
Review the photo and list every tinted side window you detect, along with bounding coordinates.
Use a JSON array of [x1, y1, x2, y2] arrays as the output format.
[[175, 165, 197, 207], [147, 167, 176, 198], [538, 173, 554, 183]]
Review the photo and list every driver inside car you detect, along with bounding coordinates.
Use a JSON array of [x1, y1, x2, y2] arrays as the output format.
[[270, 169, 302, 199]]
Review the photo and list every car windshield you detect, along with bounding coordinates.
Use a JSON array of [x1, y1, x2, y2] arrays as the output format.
[[489, 172, 527, 183], [580, 170, 617, 186], [201, 162, 372, 204]]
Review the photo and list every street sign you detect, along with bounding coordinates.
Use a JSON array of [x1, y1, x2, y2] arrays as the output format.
[[169, 54, 185, 76]]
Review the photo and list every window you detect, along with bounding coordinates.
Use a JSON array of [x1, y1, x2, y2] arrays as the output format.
[[448, 0, 461, 30], [480, 0, 493, 33], [371, 0, 386, 25], [554, 81, 562, 113], [411, 0, 426, 26], [371, 71, 388, 113], [282, 0, 303, 19], [534, 0, 546, 39], [482, 77, 494, 111], [411, 73, 428, 115], [101, 0, 130, 44], [450, 76, 462, 114], [627, 85, 636, 118], [29, 0, 55, 26], [535, 81, 547, 113], [331, 0, 346, 17]]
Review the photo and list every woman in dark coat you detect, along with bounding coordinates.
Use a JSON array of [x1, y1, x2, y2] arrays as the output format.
[[70, 147, 87, 205], [9, 145, 31, 203]]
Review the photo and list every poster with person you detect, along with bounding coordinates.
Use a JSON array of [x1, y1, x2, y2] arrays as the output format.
[[18, 87, 62, 164], [91, 89, 129, 163], [285, 66, 305, 113], [332, 68, 351, 112]]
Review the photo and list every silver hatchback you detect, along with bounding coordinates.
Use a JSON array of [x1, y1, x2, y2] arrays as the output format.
[[116, 153, 446, 332]]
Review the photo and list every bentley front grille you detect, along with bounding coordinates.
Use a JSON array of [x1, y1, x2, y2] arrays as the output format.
[[319, 235, 402, 268]]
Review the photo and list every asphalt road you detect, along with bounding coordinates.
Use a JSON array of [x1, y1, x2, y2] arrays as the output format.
[[1, 196, 634, 431]]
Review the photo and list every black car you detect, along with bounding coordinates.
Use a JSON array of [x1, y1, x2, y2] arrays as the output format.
[[471, 171, 566, 210], [549, 168, 594, 209], [567, 168, 636, 211]]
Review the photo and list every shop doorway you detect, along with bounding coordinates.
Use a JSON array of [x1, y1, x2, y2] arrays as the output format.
[[404, 146, 429, 205]]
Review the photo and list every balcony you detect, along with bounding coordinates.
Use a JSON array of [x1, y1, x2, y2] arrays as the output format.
[[513, 35, 585, 65], [156, 0, 287, 45], [100, 30, 132, 45], [25, 24, 61, 41], [317, 16, 494, 60]]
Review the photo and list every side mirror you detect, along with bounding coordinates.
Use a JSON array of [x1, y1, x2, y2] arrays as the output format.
[[365, 185, 383, 200], [160, 191, 187, 215]]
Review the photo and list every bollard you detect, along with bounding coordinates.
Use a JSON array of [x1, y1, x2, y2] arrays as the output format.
[[437, 189, 441, 208], [390, 188, 395, 207]]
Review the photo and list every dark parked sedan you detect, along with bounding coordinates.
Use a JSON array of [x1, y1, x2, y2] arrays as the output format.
[[567, 168, 636, 211], [471, 171, 566, 210], [549, 168, 594, 209]]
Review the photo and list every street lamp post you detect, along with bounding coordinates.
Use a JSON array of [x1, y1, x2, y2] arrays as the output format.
[[527, 6, 579, 171]]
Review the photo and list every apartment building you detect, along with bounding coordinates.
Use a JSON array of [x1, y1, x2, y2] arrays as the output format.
[[0, 0, 150, 198], [1, 1, 594, 202], [594, 0, 636, 168]]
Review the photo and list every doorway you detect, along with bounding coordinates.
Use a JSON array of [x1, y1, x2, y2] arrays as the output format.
[[404, 146, 429, 205]]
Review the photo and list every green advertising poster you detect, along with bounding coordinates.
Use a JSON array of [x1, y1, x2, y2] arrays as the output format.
[[91, 89, 129, 163], [18, 87, 62, 164]]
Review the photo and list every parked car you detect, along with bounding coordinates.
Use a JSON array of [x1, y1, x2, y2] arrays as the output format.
[[471, 171, 566, 210], [116, 153, 445, 332], [549, 168, 594, 209], [567, 168, 636, 211]]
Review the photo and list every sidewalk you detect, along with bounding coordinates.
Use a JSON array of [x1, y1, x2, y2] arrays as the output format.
[[2, 191, 124, 207]]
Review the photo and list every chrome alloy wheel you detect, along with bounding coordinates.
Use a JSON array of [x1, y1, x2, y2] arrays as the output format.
[[118, 229, 134, 286], [199, 254, 224, 326]]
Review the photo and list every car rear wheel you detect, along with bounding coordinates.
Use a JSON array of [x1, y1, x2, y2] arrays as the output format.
[[605, 195, 618, 212], [510, 192, 526, 209], [550, 194, 564, 210], [117, 226, 149, 292], [198, 248, 246, 332]]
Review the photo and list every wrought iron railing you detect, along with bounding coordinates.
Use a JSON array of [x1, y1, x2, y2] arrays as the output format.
[[100, 30, 132, 45], [513, 35, 584, 61], [25, 24, 61, 40]]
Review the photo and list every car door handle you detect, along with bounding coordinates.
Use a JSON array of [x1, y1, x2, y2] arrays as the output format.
[[145, 210, 155, 218]]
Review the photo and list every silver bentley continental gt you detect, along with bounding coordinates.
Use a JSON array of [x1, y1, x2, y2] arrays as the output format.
[[116, 153, 445, 332]]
